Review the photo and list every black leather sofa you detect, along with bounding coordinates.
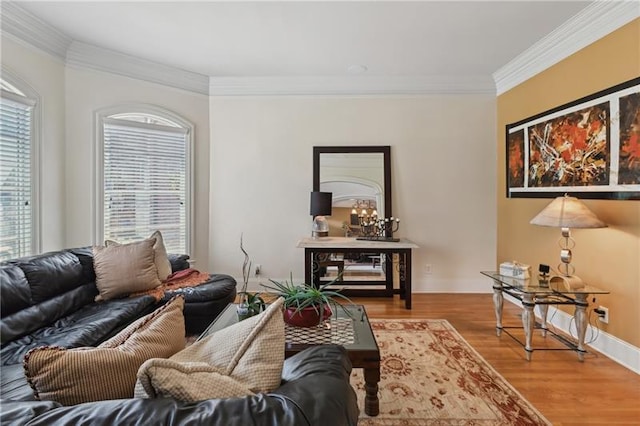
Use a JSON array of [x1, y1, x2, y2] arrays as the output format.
[[0, 249, 360, 425], [0, 247, 236, 401], [1, 345, 360, 426]]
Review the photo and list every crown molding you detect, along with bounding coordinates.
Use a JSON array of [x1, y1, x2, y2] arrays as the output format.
[[208, 75, 496, 96], [2, 3, 209, 95], [493, 1, 640, 95], [0, 2, 71, 61], [66, 41, 210, 95], [9, 1, 631, 97]]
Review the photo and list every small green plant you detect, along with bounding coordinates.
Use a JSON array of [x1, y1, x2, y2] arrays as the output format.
[[239, 291, 265, 317], [237, 235, 265, 319], [261, 272, 354, 318]]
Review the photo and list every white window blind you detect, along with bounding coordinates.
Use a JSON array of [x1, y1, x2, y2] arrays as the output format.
[[0, 90, 34, 261], [102, 117, 188, 254]]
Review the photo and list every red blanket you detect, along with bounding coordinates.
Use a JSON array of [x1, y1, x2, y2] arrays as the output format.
[[130, 268, 212, 302]]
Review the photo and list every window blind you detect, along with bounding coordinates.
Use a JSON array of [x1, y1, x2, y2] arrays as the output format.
[[102, 117, 187, 254], [0, 91, 34, 261]]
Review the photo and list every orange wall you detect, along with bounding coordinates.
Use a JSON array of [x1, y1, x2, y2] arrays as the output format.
[[497, 20, 640, 347]]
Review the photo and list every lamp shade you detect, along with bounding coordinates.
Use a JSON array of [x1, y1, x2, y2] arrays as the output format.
[[530, 195, 606, 229], [310, 191, 332, 216]]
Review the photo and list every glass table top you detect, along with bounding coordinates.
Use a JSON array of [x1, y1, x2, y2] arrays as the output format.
[[481, 271, 609, 294], [199, 303, 379, 353]]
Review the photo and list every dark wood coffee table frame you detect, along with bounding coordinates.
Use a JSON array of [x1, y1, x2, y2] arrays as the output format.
[[199, 303, 381, 416]]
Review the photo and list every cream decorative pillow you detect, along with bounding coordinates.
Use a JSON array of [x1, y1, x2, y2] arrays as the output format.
[[106, 230, 172, 281], [149, 230, 172, 280], [24, 296, 186, 406], [135, 298, 285, 402], [93, 238, 161, 301]]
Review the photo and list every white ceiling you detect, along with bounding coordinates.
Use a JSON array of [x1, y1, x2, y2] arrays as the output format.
[[9, 0, 593, 91]]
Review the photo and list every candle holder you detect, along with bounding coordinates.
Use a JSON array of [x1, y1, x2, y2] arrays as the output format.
[[356, 215, 400, 242]]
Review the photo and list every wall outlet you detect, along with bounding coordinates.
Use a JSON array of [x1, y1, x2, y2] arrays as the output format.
[[597, 305, 609, 324], [255, 264, 261, 276], [425, 264, 432, 274]]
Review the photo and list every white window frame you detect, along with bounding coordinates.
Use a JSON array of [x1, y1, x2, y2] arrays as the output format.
[[94, 104, 194, 254], [0, 68, 41, 260]]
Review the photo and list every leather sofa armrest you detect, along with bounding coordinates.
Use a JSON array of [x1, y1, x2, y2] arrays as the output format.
[[282, 344, 353, 382], [1, 396, 302, 426], [278, 345, 359, 425], [167, 254, 190, 273], [0, 400, 61, 425]]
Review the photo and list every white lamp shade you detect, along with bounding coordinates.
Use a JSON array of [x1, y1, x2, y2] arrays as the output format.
[[530, 195, 606, 229]]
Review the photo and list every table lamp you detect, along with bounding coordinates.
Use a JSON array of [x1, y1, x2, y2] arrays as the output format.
[[529, 194, 606, 289], [310, 191, 332, 238]]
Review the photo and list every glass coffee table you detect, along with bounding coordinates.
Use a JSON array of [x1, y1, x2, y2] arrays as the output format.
[[199, 303, 381, 416]]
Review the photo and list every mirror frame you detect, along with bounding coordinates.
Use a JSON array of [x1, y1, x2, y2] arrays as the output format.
[[313, 146, 392, 219]]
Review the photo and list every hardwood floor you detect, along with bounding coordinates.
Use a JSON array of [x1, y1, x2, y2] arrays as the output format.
[[351, 293, 640, 426]]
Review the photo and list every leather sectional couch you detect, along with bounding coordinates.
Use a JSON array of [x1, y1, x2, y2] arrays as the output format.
[[0, 247, 236, 401], [0, 248, 360, 425]]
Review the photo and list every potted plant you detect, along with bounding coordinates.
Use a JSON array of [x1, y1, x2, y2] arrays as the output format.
[[237, 235, 265, 321], [261, 273, 354, 327]]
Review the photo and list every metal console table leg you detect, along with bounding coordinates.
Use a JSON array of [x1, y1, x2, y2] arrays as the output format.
[[574, 293, 589, 361], [521, 293, 536, 361], [537, 303, 549, 337], [492, 280, 504, 337]]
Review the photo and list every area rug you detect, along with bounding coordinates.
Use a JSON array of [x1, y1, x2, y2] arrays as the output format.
[[350, 319, 551, 425]]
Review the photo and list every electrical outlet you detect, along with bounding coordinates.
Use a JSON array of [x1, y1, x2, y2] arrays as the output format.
[[597, 305, 609, 324], [425, 264, 432, 274], [255, 264, 261, 276]]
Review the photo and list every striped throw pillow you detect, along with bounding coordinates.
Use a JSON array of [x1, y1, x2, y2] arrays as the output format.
[[24, 296, 186, 405]]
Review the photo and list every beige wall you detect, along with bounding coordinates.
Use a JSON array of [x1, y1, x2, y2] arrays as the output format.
[[1, 36, 66, 253], [4, 24, 498, 296], [497, 20, 640, 347], [1, 37, 212, 265], [63, 66, 211, 266], [209, 95, 497, 292]]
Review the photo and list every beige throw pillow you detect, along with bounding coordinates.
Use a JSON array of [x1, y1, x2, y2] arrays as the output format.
[[149, 230, 172, 280], [93, 238, 161, 301], [24, 296, 186, 406], [135, 298, 285, 402], [106, 230, 172, 281]]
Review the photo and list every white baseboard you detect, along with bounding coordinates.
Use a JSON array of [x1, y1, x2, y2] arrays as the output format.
[[503, 294, 639, 375], [414, 278, 492, 293]]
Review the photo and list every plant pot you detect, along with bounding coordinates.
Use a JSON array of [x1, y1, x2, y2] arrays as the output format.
[[237, 304, 262, 321], [237, 304, 251, 321], [283, 304, 332, 327], [237, 295, 265, 321]]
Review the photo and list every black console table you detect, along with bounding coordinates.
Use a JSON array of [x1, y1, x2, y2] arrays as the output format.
[[297, 237, 418, 309]]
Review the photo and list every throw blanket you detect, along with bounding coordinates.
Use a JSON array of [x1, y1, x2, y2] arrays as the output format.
[[130, 269, 212, 302]]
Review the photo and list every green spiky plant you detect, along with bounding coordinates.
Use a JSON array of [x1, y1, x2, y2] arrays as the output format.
[[261, 272, 354, 320], [237, 235, 265, 320]]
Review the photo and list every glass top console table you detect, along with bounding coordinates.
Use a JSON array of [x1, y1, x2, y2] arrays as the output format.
[[480, 271, 609, 361]]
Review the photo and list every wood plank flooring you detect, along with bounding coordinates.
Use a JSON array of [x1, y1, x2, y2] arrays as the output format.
[[351, 293, 640, 425]]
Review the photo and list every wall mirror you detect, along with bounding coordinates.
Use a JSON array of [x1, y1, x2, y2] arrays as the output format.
[[313, 146, 391, 237], [312, 146, 392, 288]]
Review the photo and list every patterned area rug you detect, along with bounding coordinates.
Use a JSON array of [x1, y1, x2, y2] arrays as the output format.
[[350, 319, 551, 425]]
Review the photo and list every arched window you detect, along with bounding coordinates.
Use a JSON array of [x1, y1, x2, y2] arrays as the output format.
[[96, 106, 192, 254], [0, 73, 39, 261]]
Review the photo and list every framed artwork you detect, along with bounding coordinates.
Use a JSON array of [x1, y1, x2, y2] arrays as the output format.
[[506, 77, 640, 200]]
